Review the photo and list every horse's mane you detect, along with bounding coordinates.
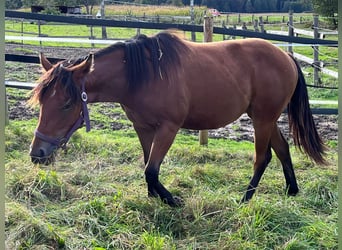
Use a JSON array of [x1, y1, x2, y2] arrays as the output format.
[[29, 30, 189, 106], [29, 58, 84, 107], [122, 30, 189, 90]]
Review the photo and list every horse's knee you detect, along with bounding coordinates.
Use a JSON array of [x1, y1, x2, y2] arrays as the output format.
[[145, 167, 159, 197], [265, 147, 272, 165], [254, 146, 272, 171], [145, 167, 158, 184]]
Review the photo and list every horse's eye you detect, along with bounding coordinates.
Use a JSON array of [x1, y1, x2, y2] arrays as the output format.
[[62, 100, 72, 110]]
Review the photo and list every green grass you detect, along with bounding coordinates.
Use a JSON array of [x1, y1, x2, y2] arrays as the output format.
[[5, 117, 338, 249]]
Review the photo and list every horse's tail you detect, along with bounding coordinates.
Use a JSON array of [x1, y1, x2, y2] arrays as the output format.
[[287, 55, 327, 165]]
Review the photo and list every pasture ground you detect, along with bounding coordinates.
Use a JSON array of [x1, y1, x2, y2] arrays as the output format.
[[5, 24, 338, 249], [5, 111, 338, 249]]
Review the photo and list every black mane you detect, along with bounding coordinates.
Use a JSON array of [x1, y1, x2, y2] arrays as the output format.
[[96, 30, 190, 91], [30, 59, 84, 106]]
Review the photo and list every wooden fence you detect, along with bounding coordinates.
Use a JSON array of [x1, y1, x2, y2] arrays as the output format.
[[222, 12, 315, 26], [220, 12, 338, 84], [5, 11, 337, 81], [282, 12, 337, 84], [5, 10, 337, 45]]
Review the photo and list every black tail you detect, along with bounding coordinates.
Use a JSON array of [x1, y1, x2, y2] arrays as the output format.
[[287, 55, 327, 165]]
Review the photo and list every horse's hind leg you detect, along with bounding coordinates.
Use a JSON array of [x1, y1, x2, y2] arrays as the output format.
[[270, 124, 299, 196], [241, 121, 273, 202]]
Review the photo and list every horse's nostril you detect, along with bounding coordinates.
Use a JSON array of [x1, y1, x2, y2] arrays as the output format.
[[31, 147, 47, 158], [39, 149, 45, 157]]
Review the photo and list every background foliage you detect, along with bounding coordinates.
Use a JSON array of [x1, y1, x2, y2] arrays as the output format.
[[5, 0, 336, 14]]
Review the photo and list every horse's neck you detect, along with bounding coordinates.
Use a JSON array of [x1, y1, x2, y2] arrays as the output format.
[[86, 52, 128, 103]]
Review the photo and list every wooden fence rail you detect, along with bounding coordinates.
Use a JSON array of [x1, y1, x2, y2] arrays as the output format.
[[224, 12, 338, 82], [5, 10, 337, 46]]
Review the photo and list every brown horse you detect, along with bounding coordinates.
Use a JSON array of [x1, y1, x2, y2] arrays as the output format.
[[29, 30, 326, 206]]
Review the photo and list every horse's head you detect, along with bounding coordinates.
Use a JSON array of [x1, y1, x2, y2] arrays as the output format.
[[29, 53, 93, 165]]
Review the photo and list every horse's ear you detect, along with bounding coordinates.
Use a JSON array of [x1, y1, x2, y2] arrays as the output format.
[[39, 52, 53, 71], [73, 53, 94, 74], [83, 53, 94, 73], [72, 53, 94, 81]]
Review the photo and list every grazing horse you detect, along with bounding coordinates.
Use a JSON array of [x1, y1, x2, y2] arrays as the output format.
[[29, 30, 326, 206]]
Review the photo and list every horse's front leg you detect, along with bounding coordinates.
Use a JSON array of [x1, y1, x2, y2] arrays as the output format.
[[143, 122, 180, 206], [133, 125, 158, 197]]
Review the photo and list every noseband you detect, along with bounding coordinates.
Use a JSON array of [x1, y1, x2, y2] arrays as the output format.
[[34, 80, 91, 149]]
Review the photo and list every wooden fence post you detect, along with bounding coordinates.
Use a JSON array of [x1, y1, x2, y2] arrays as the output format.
[[21, 19, 24, 46], [37, 20, 42, 47], [100, 0, 107, 39], [232, 24, 236, 40], [288, 10, 294, 54], [190, 0, 196, 42], [203, 16, 213, 42], [313, 14, 321, 86], [253, 19, 259, 32], [259, 16, 264, 33], [199, 16, 213, 146], [4, 87, 8, 125], [90, 26, 94, 48]]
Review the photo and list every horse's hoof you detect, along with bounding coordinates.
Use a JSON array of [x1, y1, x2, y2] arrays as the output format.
[[162, 195, 184, 207], [173, 196, 184, 207], [286, 186, 299, 196], [148, 191, 159, 198], [239, 197, 250, 204]]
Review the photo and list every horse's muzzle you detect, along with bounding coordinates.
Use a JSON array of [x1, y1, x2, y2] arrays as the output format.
[[31, 154, 56, 165], [30, 143, 57, 165]]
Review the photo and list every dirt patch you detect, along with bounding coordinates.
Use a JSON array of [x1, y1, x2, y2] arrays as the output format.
[[7, 92, 338, 143]]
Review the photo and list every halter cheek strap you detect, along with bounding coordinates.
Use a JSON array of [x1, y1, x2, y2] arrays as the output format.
[[81, 79, 91, 132], [34, 80, 91, 149]]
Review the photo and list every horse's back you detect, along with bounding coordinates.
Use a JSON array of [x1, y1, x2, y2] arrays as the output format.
[[180, 38, 298, 129]]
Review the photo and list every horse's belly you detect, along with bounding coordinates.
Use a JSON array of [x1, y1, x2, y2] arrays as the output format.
[[181, 106, 247, 130]]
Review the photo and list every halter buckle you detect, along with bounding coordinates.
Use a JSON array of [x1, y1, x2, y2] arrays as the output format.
[[81, 92, 88, 102]]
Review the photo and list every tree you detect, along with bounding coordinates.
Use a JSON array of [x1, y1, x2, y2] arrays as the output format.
[[310, 0, 337, 27], [76, 0, 100, 15], [6, 0, 23, 9], [254, 0, 269, 12], [22, 0, 39, 7], [168, 0, 183, 6], [311, 0, 337, 16], [245, 0, 255, 12]]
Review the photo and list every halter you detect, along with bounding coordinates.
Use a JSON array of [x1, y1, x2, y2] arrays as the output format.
[[34, 80, 91, 149]]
